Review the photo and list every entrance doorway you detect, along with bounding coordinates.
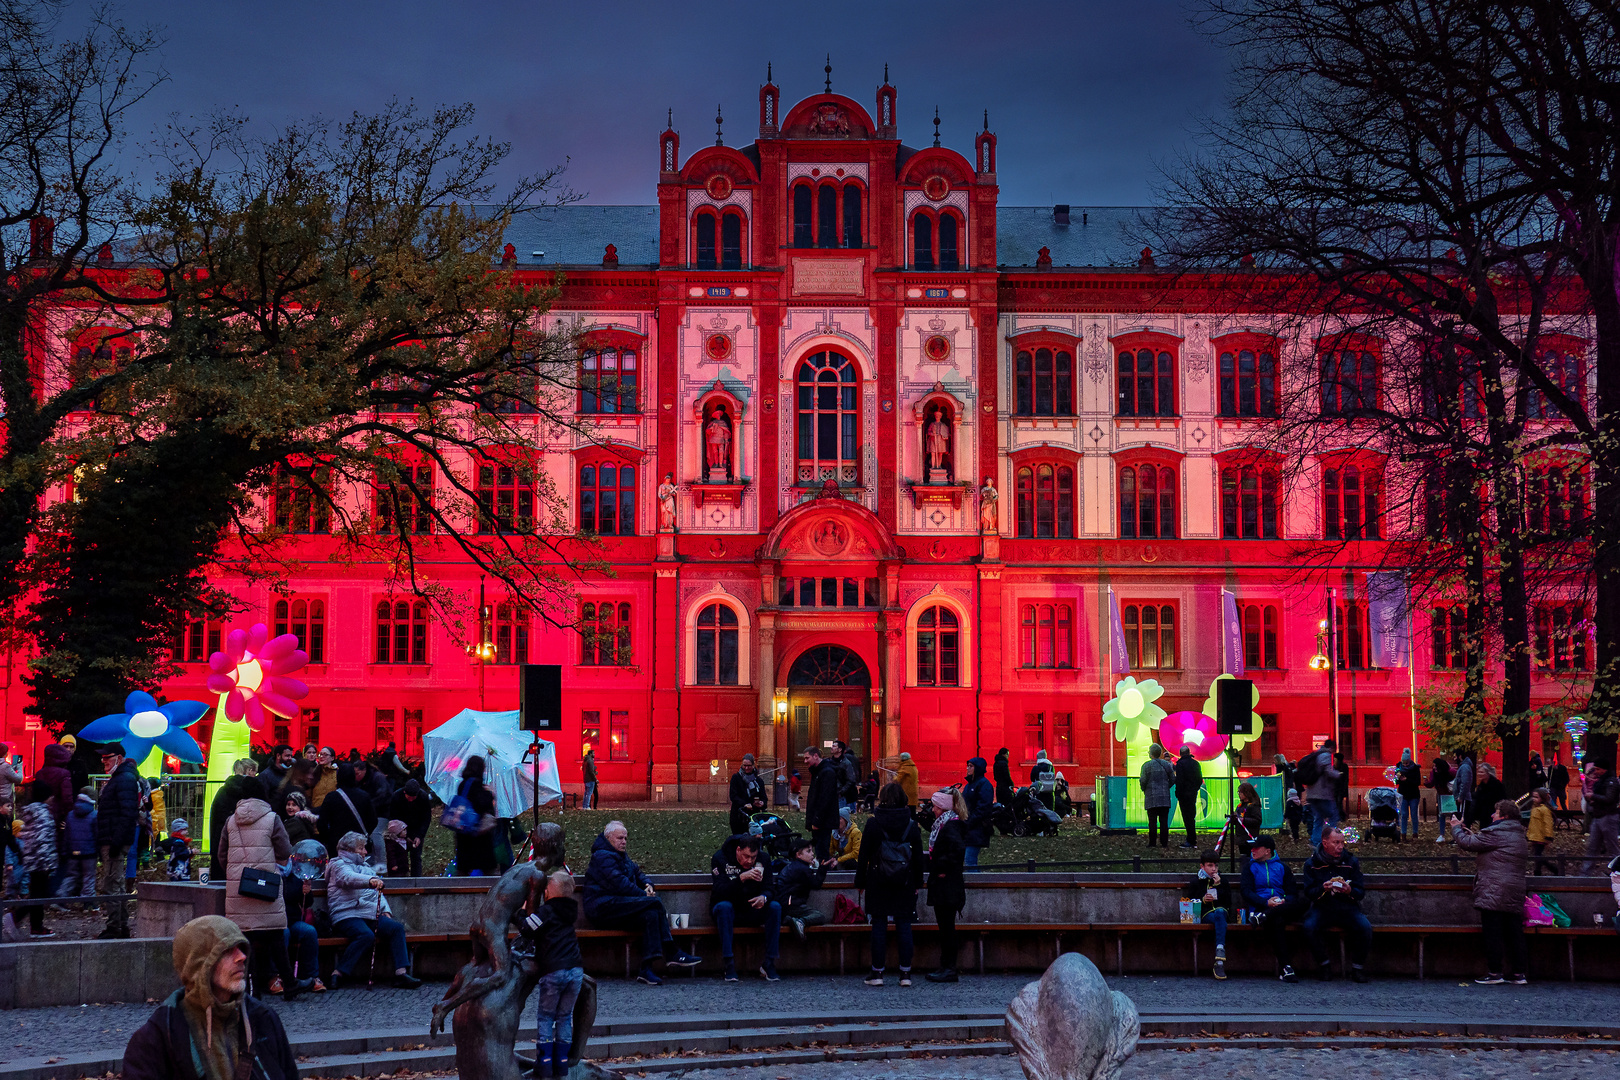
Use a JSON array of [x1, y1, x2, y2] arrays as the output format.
[[784, 645, 872, 776]]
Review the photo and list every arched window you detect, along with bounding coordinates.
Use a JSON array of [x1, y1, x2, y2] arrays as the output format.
[[938, 213, 959, 270], [1323, 463, 1380, 539], [580, 346, 637, 413], [1319, 348, 1378, 414], [580, 600, 631, 665], [915, 606, 960, 686], [842, 184, 862, 247], [1122, 603, 1177, 669], [579, 460, 635, 536], [720, 212, 743, 269], [375, 599, 428, 664], [694, 212, 717, 269], [1119, 464, 1176, 539], [795, 350, 860, 483], [1015, 463, 1075, 538], [1218, 347, 1277, 417], [1020, 602, 1074, 668], [1220, 465, 1279, 538], [274, 597, 326, 663], [695, 603, 739, 685], [1241, 603, 1279, 668], [1015, 347, 1075, 416], [817, 184, 838, 248], [792, 184, 813, 248], [913, 213, 934, 270], [477, 460, 535, 535], [1117, 348, 1177, 416], [493, 602, 529, 665]]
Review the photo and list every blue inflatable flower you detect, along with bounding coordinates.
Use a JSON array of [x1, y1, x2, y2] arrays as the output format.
[[80, 691, 209, 765]]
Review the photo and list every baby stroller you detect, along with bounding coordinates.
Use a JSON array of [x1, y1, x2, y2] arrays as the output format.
[[1009, 786, 1063, 837], [1366, 787, 1402, 843], [748, 811, 797, 862]]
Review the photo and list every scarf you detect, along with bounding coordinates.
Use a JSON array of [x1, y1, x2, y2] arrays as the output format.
[[928, 810, 958, 854]]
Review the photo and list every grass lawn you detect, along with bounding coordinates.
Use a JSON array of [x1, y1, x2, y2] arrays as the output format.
[[417, 806, 1601, 876]]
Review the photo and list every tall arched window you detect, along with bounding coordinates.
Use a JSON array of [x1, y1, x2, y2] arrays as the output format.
[[695, 603, 739, 685], [1117, 348, 1177, 416], [1119, 464, 1177, 539], [1020, 603, 1074, 668], [938, 213, 959, 270], [1015, 347, 1075, 416], [1218, 347, 1277, 417], [913, 214, 934, 270], [694, 212, 717, 269], [1324, 463, 1380, 539], [1220, 465, 1279, 538], [1015, 463, 1075, 538], [915, 606, 960, 686], [795, 350, 860, 483], [579, 461, 635, 536], [792, 184, 813, 248], [843, 184, 862, 247], [375, 599, 428, 664], [720, 212, 742, 269], [817, 184, 838, 248]]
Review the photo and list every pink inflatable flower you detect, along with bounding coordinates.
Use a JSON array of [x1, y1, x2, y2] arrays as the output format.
[[207, 623, 309, 732], [1158, 710, 1230, 762]]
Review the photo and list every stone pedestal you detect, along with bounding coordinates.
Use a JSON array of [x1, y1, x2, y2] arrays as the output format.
[[707, 466, 729, 484], [926, 468, 949, 484], [657, 532, 676, 559]]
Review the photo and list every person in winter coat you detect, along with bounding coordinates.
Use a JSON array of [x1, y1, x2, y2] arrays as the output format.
[[923, 788, 968, 983], [1302, 740, 1341, 846], [119, 915, 301, 1080], [854, 782, 924, 986], [581, 745, 598, 809], [352, 759, 393, 809], [1452, 752, 1476, 833], [310, 746, 340, 808], [710, 833, 781, 981], [1172, 746, 1204, 848], [728, 754, 768, 835], [961, 757, 996, 868], [803, 747, 842, 861], [1527, 789, 1558, 876], [1426, 756, 1455, 842], [1549, 756, 1570, 810], [774, 837, 829, 940], [896, 752, 919, 808], [993, 748, 1015, 806], [1301, 827, 1372, 981], [519, 870, 586, 1079], [1529, 752, 1548, 793], [1241, 834, 1303, 982], [325, 831, 422, 989], [283, 842, 328, 990], [1139, 743, 1175, 848], [580, 821, 701, 985], [1235, 782, 1263, 843], [217, 796, 308, 1000], [1394, 749, 1423, 839], [450, 756, 497, 876], [1273, 753, 1296, 794], [832, 742, 860, 805], [209, 760, 269, 879], [1030, 750, 1056, 786], [95, 743, 141, 938], [35, 742, 75, 825], [1183, 850, 1234, 979], [280, 791, 318, 848], [157, 819, 194, 882], [832, 808, 863, 867], [16, 782, 58, 936], [1470, 764, 1507, 828], [0, 741, 18, 810], [1583, 758, 1620, 874], [57, 789, 98, 903], [387, 780, 432, 876], [1451, 798, 1529, 983], [315, 763, 379, 859], [1333, 752, 1351, 821], [259, 745, 296, 800]]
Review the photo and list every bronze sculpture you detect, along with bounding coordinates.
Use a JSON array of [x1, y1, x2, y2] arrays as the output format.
[[432, 823, 609, 1079]]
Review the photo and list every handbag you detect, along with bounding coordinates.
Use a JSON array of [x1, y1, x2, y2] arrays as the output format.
[[237, 866, 281, 902], [1439, 795, 1458, 815], [1524, 894, 1555, 927]]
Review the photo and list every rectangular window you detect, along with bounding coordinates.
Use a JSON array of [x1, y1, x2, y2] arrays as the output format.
[[300, 707, 320, 751], [1431, 606, 1470, 670], [375, 599, 429, 664], [1361, 713, 1382, 764], [272, 719, 291, 747], [1337, 712, 1353, 755], [273, 596, 327, 663], [1019, 602, 1074, 669], [1122, 602, 1177, 670], [376, 463, 433, 535], [493, 603, 530, 665], [579, 347, 639, 414], [609, 710, 630, 761], [171, 615, 224, 663], [374, 708, 396, 750], [1023, 712, 1044, 763], [272, 465, 333, 534], [581, 712, 602, 760], [1535, 605, 1589, 671], [580, 601, 632, 666], [403, 708, 423, 755], [863, 577, 880, 607], [1319, 349, 1378, 414], [1334, 603, 1369, 670], [843, 577, 859, 607], [478, 462, 536, 535], [1051, 712, 1073, 762], [820, 577, 838, 607], [1241, 604, 1280, 669]]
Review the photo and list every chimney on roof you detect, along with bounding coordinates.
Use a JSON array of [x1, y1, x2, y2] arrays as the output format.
[[1036, 246, 1053, 270], [1053, 204, 1070, 226], [97, 242, 114, 266], [602, 243, 619, 268], [1139, 246, 1155, 269], [501, 243, 516, 268]]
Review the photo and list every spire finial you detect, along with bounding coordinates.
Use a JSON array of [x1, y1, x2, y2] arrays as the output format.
[[883, 62, 889, 84], [932, 106, 941, 148], [715, 104, 724, 146], [983, 109, 989, 132], [767, 61, 772, 84], [825, 54, 832, 93], [666, 108, 673, 129]]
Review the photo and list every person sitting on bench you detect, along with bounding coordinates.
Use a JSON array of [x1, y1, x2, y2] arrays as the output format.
[[1240, 833, 1302, 983], [581, 821, 701, 986], [1182, 849, 1233, 979], [774, 837, 829, 941], [1301, 826, 1371, 982], [710, 833, 781, 982]]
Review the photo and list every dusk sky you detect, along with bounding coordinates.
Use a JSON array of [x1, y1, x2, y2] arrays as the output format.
[[84, 0, 1228, 208]]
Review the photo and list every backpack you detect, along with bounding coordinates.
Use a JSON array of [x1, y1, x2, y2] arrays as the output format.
[[875, 823, 914, 888], [1296, 751, 1323, 787]]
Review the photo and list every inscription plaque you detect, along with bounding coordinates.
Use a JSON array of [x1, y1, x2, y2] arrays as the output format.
[[791, 257, 865, 296]]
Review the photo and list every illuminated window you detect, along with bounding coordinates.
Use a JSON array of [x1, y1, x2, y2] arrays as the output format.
[[1016, 463, 1075, 538], [1218, 346, 1276, 417], [1241, 604, 1279, 669], [580, 347, 638, 414], [477, 460, 535, 535], [1221, 466, 1279, 539], [795, 350, 860, 484], [1015, 347, 1075, 416], [375, 599, 428, 664], [609, 710, 630, 761], [1324, 464, 1381, 540], [273, 597, 326, 663]]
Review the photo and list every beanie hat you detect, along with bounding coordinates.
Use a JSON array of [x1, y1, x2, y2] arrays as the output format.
[[932, 790, 954, 812]]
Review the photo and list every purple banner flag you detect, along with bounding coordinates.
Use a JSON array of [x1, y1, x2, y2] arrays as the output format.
[[1108, 588, 1132, 674], [1367, 571, 1410, 668], [1221, 589, 1245, 675]]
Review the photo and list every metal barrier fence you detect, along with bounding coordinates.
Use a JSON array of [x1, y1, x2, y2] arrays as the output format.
[[88, 773, 209, 835]]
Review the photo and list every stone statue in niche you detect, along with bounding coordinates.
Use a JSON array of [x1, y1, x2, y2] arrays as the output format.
[[924, 406, 952, 483], [704, 404, 733, 483], [1005, 953, 1139, 1080], [979, 476, 998, 534], [657, 474, 678, 532]]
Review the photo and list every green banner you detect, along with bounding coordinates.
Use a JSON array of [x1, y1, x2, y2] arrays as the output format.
[[1098, 773, 1284, 831]]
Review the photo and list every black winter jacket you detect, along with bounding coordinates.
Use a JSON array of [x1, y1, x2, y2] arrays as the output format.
[[520, 895, 584, 974], [1182, 870, 1235, 916], [387, 789, 433, 841], [1302, 849, 1367, 912], [582, 833, 653, 915], [709, 835, 777, 912], [1173, 753, 1204, 800], [925, 818, 967, 913], [853, 807, 923, 918], [120, 989, 299, 1080], [774, 856, 828, 911], [804, 759, 841, 831], [728, 770, 768, 815], [95, 759, 142, 849], [315, 786, 377, 853]]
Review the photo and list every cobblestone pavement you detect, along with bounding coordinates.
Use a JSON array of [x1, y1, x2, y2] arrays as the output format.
[[7, 972, 1620, 1063]]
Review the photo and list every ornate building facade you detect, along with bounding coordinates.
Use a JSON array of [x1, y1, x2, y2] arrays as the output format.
[[3, 77, 1589, 800]]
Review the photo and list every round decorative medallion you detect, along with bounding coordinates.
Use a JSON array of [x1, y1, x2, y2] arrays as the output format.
[[705, 333, 732, 360], [809, 518, 849, 557], [924, 334, 951, 361], [705, 173, 733, 200], [922, 175, 950, 201]]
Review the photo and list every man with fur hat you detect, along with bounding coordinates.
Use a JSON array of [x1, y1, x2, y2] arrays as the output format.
[[120, 915, 300, 1080]]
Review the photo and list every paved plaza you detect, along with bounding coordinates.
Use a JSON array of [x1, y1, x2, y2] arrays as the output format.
[[6, 973, 1619, 1064]]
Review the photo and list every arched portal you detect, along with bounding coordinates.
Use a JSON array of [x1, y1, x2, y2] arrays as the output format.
[[783, 645, 873, 774]]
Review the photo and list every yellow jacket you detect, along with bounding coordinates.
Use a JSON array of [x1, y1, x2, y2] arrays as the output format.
[[311, 764, 338, 808], [897, 763, 919, 807], [834, 822, 863, 866], [1528, 803, 1555, 843]]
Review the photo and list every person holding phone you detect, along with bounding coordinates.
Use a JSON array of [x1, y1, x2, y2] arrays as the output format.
[[1301, 826, 1371, 982]]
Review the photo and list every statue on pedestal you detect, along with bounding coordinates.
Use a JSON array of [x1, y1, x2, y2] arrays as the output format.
[[925, 406, 951, 481], [657, 474, 678, 532], [704, 405, 732, 482], [979, 476, 999, 534]]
